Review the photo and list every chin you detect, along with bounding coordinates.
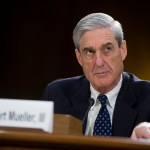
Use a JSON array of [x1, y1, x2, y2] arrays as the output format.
[[95, 79, 112, 87]]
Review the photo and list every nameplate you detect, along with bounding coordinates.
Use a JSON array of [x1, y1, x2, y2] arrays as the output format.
[[0, 99, 54, 133]]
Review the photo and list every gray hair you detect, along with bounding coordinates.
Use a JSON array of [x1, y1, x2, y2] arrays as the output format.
[[73, 13, 124, 49]]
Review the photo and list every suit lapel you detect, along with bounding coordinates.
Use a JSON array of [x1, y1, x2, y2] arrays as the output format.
[[65, 73, 138, 136], [66, 77, 90, 120], [112, 73, 137, 137], [70, 84, 91, 134]]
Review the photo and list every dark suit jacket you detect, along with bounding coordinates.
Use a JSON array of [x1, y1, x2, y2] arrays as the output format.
[[42, 72, 150, 137]]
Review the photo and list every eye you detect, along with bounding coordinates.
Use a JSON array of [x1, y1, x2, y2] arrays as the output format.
[[83, 48, 95, 59], [106, 46, 112, 51], [102, 44, 113, 55], [86, 49, 95, 58], [86, 49, 94, 54]]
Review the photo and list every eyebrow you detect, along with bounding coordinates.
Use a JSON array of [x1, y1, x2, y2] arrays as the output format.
[[82, 42, 113, 52], [82, 47, 94, 52], [100, 42, 113, 49]]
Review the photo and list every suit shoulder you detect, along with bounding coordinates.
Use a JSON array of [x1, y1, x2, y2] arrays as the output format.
[[123, 72, 150, 84], [42, 75, 89, 100], [48, 75, 87, 86], [123, 72, 150, 93], [45, 75, 89, 93]]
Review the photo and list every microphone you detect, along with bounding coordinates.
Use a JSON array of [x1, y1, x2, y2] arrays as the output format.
[[82, 98, 95, 125]]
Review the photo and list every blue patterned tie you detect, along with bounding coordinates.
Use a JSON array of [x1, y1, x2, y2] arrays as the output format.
[[93, 94, 112, 136]]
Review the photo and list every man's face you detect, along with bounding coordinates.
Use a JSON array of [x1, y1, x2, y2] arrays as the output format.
[[75, 28, 127, 93]]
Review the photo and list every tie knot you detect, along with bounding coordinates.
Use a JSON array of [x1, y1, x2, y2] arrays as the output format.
[[98, 94, 107, 106]]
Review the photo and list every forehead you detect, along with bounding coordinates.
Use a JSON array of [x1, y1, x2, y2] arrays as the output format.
[[79, 28, 116, 48]]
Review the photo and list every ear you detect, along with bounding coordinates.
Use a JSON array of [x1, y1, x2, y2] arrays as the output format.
[[75, 49, 83, 66], [120, 40, 127, 61]]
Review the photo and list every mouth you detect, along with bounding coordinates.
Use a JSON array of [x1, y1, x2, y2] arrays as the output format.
[[94, 71, 109, 76]]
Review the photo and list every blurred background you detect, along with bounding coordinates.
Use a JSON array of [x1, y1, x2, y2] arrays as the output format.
[[1, 0, 150, 100]]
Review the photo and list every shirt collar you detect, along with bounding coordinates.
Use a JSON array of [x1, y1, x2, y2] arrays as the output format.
[[90, 74, 123, 108]]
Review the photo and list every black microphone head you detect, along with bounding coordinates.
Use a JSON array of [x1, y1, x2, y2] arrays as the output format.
[[88, 98, 94, 106], [82, 97, 95, 126]]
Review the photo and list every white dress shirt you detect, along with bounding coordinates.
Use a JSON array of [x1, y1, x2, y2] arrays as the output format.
[[85, 74, 123, 135]]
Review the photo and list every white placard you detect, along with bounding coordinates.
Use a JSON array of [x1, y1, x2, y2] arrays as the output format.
[[0, 98, 54, 133]]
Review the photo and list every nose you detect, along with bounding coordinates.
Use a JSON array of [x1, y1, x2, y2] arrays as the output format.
[[95, 52, 105, 66]]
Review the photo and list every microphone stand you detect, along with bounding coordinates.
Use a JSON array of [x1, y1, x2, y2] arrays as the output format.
[[82, 98, 95, 126]]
